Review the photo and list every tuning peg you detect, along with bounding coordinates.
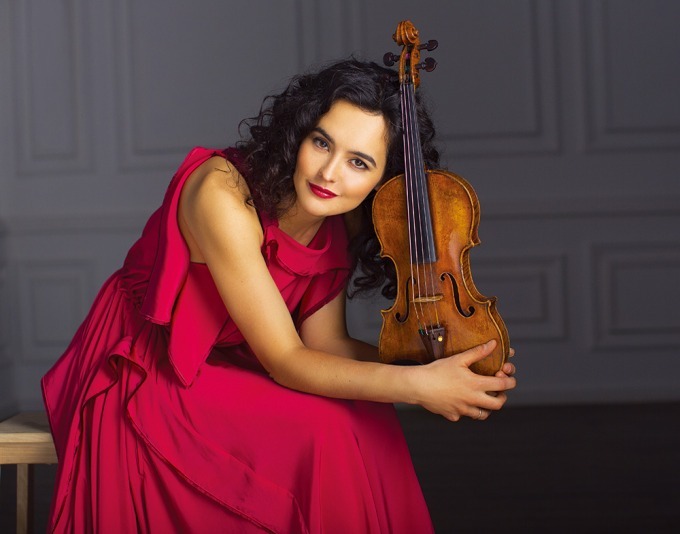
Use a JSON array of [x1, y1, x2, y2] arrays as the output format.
[[383, 52, 400, 67], [418, 40, 438, 52], [416, 57, 437, 72]]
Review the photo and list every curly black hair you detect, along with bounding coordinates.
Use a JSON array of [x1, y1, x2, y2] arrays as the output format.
[[237, 58, 440, 299]]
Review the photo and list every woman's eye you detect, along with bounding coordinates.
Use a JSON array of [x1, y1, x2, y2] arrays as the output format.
[[351, 158, 367, 170], [313, 137, 329, 150]]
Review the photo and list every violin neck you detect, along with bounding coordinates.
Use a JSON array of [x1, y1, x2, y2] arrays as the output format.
[[401, 81, 437, 265]]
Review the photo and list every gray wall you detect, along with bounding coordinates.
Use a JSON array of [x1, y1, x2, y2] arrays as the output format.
[[1, 0, 679, 416]]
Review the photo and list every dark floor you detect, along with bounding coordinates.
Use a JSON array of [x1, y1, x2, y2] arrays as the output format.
[[398, 402, 680, 533], [2, 403, 679, 533]]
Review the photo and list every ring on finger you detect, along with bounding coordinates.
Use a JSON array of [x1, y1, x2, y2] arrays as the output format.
[[477, 407, 483, 420]]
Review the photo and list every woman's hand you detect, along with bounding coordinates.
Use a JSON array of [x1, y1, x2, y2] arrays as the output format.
[[410, 340, 517, 422], [496, 347, 516, 379]]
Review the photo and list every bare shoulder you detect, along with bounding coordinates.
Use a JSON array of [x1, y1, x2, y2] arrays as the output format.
[[179, 155, 262, 261], [182, 156, 250, 207]]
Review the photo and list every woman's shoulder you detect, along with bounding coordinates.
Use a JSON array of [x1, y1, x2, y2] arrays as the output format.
[[180, 153, 257, 222], [178, 152, 262, 263], [185, 154, 248, 196]]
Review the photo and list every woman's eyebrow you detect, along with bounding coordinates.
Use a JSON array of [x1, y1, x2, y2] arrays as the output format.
[[312, 126, 378, 168]]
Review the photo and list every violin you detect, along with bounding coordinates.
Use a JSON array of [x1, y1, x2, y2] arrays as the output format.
[[373, 21, 510, 376]]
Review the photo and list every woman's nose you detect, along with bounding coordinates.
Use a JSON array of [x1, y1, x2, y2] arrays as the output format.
[[320, 156, 340, 182]]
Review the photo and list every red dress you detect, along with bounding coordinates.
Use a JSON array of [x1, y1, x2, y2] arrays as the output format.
[[42, 147, 434, 533]]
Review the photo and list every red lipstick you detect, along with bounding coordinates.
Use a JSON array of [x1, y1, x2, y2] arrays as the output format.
[[309, 183, 337, 199]]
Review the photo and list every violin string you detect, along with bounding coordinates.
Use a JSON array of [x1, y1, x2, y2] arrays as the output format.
[[409, 83, 441, 331], [408, 81, 435, 335], [406, 82, 439, 334], [404, 83, 427, 332], [401, 81, 424, 332]]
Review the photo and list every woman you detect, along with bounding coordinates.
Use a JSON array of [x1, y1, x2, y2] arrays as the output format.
[[42, 58, 516, 533]]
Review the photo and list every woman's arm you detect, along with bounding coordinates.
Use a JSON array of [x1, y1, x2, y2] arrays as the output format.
[[178, 158, 516, 420], [298, 289, 380, 362]]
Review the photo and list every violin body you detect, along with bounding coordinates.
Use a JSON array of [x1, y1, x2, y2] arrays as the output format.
[[373, 169, 509, 376]]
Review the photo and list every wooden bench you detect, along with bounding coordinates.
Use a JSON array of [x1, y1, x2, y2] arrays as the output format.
[[0, 412, 57, 534]]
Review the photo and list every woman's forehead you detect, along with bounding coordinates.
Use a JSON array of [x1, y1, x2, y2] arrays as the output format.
[[315, 101, 388, 162]]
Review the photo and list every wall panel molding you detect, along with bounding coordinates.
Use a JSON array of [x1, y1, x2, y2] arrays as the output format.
[[583, 0, 680, 152], [484, 194, 680, 221], [592, 242, 680, 349], [17, 260, 95, 362], [6, 195, 678, 235], [12, 0, 93, 175], [114, 0, 355, 172], [439, 0, 561, 157], [346, 253, 568, 345], [6, 212, 148, 236], [476, 254, 567, 342], [359, 0, 560, 157]]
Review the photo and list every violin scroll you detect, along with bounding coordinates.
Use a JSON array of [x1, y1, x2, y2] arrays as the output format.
[[383, 20, 438, 87]]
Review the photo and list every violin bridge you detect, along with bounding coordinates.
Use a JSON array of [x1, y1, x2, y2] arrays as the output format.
[[411, 293, 443, 304], [418, 325, 446, 360]]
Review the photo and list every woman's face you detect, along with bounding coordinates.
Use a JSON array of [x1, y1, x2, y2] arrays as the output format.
[[291, 99, 388, 221]]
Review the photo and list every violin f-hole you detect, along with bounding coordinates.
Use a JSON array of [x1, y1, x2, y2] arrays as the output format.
[[441, 272, 475, 318], [394, 276, 412, 323]]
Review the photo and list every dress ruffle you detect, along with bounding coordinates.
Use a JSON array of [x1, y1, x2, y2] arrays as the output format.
[[44, 277, 308, 532]]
